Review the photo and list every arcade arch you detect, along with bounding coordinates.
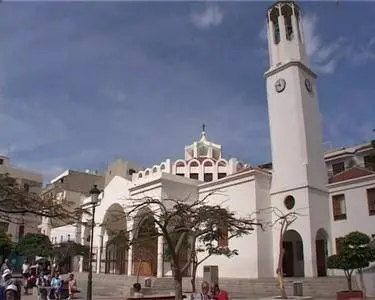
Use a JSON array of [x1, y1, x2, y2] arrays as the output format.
[[132, 209, 158, 277], [282, 229, 304, 277], [102, 203, 127, 274]]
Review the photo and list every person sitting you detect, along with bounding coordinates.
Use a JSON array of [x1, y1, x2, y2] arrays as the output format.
[[4, 283, 20, 300], [1, 269, 21, 298], [133, 282, 144, 298], [68, 273, 79, 299], [191, 281, 210, 300], [0, 260, 11, 276], [51, 271, 63, 299], [210, 282, 229, 300]]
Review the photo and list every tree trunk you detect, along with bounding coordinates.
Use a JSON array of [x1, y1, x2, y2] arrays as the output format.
[[191, 263, 197, 293], [276, 269, 287, 299], [345, 271, 352, 291], [277, 233, 287, 299], [174, 269, 183, 300]]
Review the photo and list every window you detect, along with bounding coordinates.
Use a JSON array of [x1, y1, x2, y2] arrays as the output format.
[[332, 162, 345, 175], [18, 225, 25, 238], [364, 154, 375, 171], [24, 183, 30, 192], [190, 161, 199, 167], [335, 237, 345, 254], [218, 225, 228, 248], [284, 195, 295, 210], [204, 173, 213, 182], [367, 188, 375, 216], [176, 173, 185, 177], [332, 194, 346, 221], [190, 173, 198, 180], [60, 235, 63, 243], [67, 234, 70, 241], [218, 173, 227, 179], [0, 158, 3, 165]]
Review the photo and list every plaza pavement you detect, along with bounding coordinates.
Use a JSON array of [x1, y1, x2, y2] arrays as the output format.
[[19, 275, 340, 300]]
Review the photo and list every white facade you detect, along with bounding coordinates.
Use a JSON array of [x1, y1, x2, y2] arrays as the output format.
[[45, 1, 375, 279]]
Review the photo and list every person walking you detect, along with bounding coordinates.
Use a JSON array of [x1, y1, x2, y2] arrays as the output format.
[[21, 259, 30, 295]]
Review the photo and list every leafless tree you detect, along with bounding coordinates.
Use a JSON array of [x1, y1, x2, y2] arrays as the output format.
[[0, 173, 86, 225], [266, 206, 304, 299], [125, 193, 262, 300]]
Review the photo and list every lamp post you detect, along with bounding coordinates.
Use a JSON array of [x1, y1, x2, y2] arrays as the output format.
[[86, 184, 101, 300]]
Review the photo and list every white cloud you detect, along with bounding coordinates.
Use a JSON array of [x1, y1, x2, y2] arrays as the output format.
[[190, 4, 224, 29], [344, 37, 375, 64], [302, 14, 345, 74], [259, 23, 267, 41]]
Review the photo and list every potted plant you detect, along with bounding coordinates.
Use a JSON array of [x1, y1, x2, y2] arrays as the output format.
[[327, 231, 375, 300]]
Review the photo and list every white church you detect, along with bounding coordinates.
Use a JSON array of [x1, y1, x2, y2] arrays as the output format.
[[41, 1, 375, 280]]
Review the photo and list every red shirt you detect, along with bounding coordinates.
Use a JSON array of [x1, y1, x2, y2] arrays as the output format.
[[216, 290, 229, 300]]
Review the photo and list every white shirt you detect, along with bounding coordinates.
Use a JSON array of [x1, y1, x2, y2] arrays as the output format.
[[22, 263, 30, 273]]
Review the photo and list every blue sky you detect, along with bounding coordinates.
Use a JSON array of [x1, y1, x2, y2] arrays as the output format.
[[1, 1, 374, 182]]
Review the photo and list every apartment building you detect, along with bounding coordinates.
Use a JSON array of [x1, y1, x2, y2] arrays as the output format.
[[0, 155, 43, 242], [325, 142, 375, 252], [39, 169, 105, 242]]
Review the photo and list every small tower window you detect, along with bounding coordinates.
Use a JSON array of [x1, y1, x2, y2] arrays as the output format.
[[281, 4, 294, 41], [270, 7, 280, 44]]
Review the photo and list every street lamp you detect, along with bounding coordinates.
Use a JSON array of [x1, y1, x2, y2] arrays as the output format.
[[86, 184, 101, 300]]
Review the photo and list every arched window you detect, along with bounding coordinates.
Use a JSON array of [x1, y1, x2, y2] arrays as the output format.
[[203, 160, 213, 167], [190, 161, 199, 167], [218, 160, 227, 167], [176, 161, 185, 167]]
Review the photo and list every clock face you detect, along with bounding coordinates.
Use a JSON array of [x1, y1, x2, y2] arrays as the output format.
[[275, 78, 286, 93], [305, 78, 313, 93]]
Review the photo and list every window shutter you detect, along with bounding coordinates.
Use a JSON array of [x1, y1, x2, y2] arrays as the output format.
[[332, 197, 341, 215], [218, 225, 229, 248], [367, 188, 375, 215]]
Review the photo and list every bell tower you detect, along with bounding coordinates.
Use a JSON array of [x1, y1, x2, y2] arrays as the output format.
[[264, 1, 331, 278], [267, 1, 308, 68]]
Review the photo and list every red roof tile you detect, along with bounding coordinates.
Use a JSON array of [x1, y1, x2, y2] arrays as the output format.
[[329, 166, 375, 184]]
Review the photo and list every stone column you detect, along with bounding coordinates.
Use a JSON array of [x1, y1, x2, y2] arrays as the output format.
[[127, 231, 133, 276], [96, 234, 103, 274], [157, 235, 164, 278], [303, 236, 317, 277]]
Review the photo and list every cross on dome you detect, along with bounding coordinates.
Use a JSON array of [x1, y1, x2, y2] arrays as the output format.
[[201, 123, 207, 141], [184, 125, 222, 161]]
